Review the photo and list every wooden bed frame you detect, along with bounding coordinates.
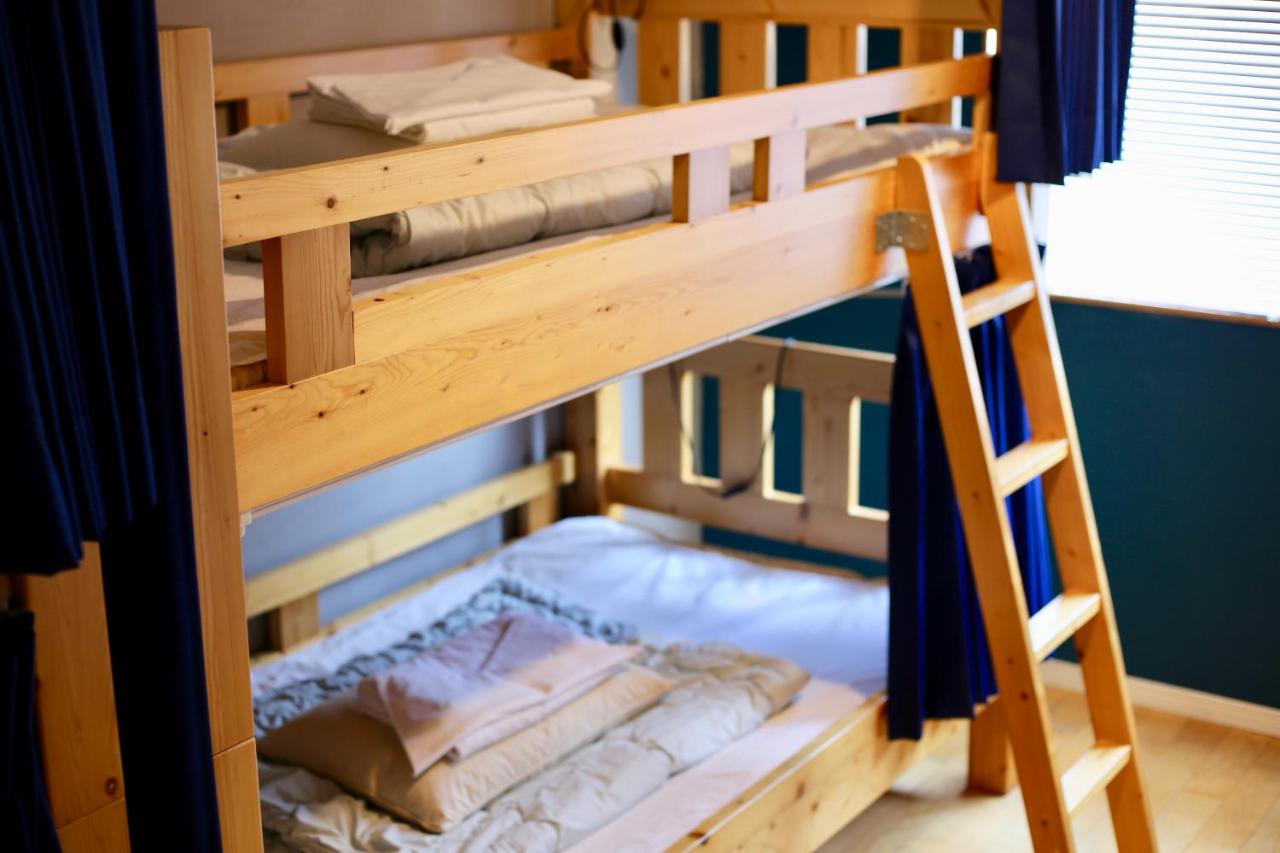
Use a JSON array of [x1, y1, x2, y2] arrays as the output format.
[[24, 2, 1157, 851]]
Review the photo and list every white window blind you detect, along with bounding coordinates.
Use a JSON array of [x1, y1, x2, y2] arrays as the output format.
[[1043, 0, 1280, 322]]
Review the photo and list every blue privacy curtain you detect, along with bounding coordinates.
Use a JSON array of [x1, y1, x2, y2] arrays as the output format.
[[997, 0, 1136, 183], [3, 0, 223, 849], [888, 247, 1053, 740]]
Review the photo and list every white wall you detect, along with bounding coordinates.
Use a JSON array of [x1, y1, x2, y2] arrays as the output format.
[[155, 0, 557, 61]]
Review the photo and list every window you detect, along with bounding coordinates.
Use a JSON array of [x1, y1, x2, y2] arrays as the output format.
[[1043, 0, 1280, 322]]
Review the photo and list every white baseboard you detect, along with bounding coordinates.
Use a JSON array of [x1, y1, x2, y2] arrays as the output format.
[[1041, 659, 1280, 740]]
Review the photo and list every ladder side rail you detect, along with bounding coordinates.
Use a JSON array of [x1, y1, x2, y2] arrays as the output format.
[[980, 140, 1157, 851], [896, 153, 1075, 851]]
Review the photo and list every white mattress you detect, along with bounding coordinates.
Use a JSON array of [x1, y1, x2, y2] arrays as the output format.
[[252, 517, 888, 851]]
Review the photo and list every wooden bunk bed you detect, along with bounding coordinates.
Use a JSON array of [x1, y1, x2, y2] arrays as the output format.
[[25, 2, 1157, 851]]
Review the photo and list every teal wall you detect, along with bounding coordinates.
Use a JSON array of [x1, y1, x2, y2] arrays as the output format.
[[705, 294, 1280, 709]]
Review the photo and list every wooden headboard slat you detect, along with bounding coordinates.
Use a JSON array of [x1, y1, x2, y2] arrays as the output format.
[[212, 27, 579, 102], [633, 0, 997, 29]]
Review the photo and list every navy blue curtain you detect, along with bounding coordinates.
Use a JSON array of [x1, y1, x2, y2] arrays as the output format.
[[887, 247, 1053, 741], [997, 0, 1136, 183], [3, 0, 223, 849]]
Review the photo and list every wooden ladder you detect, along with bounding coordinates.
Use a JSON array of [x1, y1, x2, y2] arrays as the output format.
[[893, 136, 1157, 852]]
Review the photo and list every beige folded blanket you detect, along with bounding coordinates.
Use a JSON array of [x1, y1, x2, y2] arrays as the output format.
[[260, 664, 672, 834], [307, 55, 612, 142]]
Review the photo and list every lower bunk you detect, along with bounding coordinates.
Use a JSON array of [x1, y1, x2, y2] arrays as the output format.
[[249, 512, 959, 853]]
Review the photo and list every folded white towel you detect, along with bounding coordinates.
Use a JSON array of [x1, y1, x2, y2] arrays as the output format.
[[307, 55, 612, 142]]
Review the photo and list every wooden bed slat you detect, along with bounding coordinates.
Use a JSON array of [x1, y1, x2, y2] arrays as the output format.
[[806, 24, 859, 84], [900, 25, 960, 125], [564, 384, 624, 518], [753, 129, 805, 202], [803, 392, 856, 510], [638, 16, 689, 105], [719, 19, 774, 95], [643, 369, 692, 480], [719, 377, 771, 497], [244, 452, 575, 618], [673, 146, 730, 223], [218, 55, 991, 247], [212, 28, 578, 101], [606, 468, 889, 562]]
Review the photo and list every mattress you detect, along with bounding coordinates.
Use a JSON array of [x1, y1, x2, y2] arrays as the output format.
[[224, 121, 970, 371], [253, 517, 888, 852]]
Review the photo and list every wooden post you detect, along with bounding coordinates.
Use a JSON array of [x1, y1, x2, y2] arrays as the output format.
[[643, 368, 695, 481], [969, 697, 1018, 794], [158, 27, 263, 852], [753, 130, 805, 202], [639, 16, 690, 105], [806, 24, 862, 83], [564, 383, 624, 517], [802, 392, 854, 511], [261, 224, 355, 384], [232, 93, 290, 130], [15, 546, 128, 849], [673, 146, 730, 223], [719, 19, 774, 95], [719, 378, 772, 497], [258, 223, 354, 647], [900, 26, 958, 124]]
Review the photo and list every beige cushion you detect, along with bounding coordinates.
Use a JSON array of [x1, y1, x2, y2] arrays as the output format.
[[258, 664, 672, 833]]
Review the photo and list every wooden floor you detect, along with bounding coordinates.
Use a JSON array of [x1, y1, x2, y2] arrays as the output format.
[[822, 688, 1280, 852]]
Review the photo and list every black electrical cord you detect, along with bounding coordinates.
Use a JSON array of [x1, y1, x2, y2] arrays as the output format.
[[666, 338, 793, 500]]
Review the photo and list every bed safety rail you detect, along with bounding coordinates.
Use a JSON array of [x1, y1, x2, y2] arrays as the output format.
[[608, 336, 894, 562], [216, 56, 990, 512]]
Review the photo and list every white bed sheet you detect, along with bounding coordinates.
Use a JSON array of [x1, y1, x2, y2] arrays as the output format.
[[252, 517, 888, 852], [252, 516, 889, 702]]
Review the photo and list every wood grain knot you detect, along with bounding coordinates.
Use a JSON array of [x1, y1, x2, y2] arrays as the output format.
[[105, 776, 119, 796], [326, 195, 338, 208]]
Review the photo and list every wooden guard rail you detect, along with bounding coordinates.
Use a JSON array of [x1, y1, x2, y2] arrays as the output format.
[[219, 55, 989, 245], [224, 56, 990, 512], [631, 0, 996, 29], [608, 336, 894, 562]]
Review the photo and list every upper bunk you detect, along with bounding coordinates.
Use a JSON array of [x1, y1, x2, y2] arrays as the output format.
[[160, 4, 999, 516]]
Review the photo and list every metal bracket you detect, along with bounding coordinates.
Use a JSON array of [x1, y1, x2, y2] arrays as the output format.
[[876, 210, 932, 252]]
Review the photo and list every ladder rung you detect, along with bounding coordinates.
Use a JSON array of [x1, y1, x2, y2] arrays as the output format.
[[963, 279, 1037, 328], [994, 438, 1070, 497], [1029, 592, 1102, 660], [1062, 743, 1132, 815]]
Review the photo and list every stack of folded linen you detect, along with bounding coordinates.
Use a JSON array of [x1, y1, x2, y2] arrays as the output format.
[[307, 54, 612, 143], [260, 612, 673, 834], [256, 580, 812, 851]]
